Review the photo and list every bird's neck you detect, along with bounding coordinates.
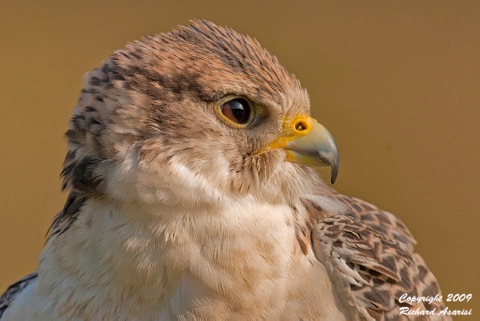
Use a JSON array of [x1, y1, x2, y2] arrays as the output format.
[[38, 196, 311, 319]]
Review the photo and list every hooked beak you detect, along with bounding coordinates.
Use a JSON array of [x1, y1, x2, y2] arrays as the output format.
[[264, 115, 339, 184]]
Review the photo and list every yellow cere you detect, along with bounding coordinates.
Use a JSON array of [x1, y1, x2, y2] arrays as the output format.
[[289, 115, 313, 136], [261, 115, 315, 152]]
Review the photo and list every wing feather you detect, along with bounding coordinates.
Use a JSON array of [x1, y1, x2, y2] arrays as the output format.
[[304, 191, 451, 321], [0, 273, 37, 319]]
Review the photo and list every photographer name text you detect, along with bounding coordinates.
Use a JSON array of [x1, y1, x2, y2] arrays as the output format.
[[399, 293, 473, 317]]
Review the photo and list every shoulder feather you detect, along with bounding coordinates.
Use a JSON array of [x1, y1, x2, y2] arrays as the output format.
[[304, 191, 450, 321]]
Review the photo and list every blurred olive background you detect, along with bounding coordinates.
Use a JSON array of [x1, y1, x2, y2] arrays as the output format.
[[1, 0, 478, 315]]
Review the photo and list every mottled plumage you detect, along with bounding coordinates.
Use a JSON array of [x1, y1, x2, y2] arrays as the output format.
[[1, 20, 450, 320]]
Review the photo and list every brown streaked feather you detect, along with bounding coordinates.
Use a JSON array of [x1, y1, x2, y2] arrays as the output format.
[[304, 191, 451, 321], [47, 191, 87, 239], [0, 273, 37, 319]]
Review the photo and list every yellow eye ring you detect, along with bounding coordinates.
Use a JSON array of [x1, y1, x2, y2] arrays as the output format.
[[216, 97, 255, 128]]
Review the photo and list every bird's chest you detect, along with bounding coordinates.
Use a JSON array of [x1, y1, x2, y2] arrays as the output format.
[[152, 202, 298, 319], [151, 202, 323, 320], [90, 201, 303, 319], [37, 200, 332, 320]]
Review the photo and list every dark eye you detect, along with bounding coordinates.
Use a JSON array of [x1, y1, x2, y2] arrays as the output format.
[[220, 98, 252, 125]]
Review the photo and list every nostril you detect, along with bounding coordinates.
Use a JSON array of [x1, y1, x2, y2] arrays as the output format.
[[290, 116, 312, 135], [295, 121, 308, 132]]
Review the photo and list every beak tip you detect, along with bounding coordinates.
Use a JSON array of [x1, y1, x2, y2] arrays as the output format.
[[330, 164, 339, 184], [317, 151, 339, 184]]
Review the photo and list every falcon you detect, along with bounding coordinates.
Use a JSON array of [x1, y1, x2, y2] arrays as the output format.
[[0, 20, 450, 321]]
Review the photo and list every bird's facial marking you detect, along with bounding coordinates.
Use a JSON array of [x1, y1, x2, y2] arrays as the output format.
[[217, 97, 255, 128]]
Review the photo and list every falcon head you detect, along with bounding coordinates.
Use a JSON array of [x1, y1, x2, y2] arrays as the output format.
[[62, 20, 338, 208]]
